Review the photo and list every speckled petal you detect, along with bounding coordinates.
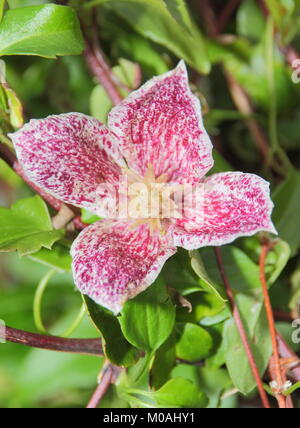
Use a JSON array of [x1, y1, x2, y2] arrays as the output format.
[[9, 113, 125, 217], [71, 220, 177, 314], [171, 172, 277, 249], [108, 61, 213, 184]]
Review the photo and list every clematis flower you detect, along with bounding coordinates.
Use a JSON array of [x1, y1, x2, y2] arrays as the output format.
[[10, 61, 276, 314]]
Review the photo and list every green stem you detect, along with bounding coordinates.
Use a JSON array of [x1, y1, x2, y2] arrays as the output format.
[[33, 270, 87, 338], [61, 303, 86, 338], [33, 269, 56, 334], [265, 16, 293, 172], [0, 0, 5, 23]]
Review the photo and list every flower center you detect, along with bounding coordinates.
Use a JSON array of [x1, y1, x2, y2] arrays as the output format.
[[123, 165, 180, 233]]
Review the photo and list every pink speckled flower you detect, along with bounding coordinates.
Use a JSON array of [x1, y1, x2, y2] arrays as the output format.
[[10, 62, 276, 314]]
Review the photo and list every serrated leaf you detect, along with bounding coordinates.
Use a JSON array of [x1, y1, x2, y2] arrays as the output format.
[[28, 244, 72, 272], [84, 296, 139, 367], [0, 5, 84, 58], [0, 196, 64, 256]]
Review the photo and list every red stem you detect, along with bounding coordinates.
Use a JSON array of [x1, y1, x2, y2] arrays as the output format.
[[260, 244, 287, 408], [86, 364, 120, 408], [5, 326, 103, 356], [84, 42, 123, 106], [277, 333, 300, 382], [215, 247, 271, 409], [217, 0, 241, 34]]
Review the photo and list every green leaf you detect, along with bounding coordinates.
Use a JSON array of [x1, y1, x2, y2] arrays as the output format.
[[200, 246, 262, 293], [224, 42, 296, 112], [28, 244, 72, 272], [290, 267, 300, 313], [0, 196, 64, 256], [224, 306, 272, 395], [162, 249, 201, 296], [202, 368, 234, 408], [241, 236, 291, 285], [80, 208, 101, 225], [0, 0, 5, 24], [172, 365, 232, 408], [84, 296, 139, 367], [2, 84, 23, 128], [266, 239, 291, 284], [236, 0, 265, 41], [119, 278, 176, 353], [97, 0, 210, 74], [273, 169, 300, 256], [90, 84, 113, 124], [150, 334, 176, 390], [0, 5, 84, 58], [175, 323, 213, 362], [152, 377, 208, 408], [189, 250, 227, 303], [117, 34, 169, 76], [176, 292, 226, 325]]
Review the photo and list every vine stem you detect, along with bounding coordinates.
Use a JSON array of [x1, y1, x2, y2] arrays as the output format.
[[259, 243, 287, 408], [277, 333, 300, 382], [214, 247, 271, 409], [216, 0, 241, 34], [84, 41, 123, 106], [224, 71, 270, 163], [83, 10, 123, 106], [5, 326, 103, 356], [86, 363, 121, 408]]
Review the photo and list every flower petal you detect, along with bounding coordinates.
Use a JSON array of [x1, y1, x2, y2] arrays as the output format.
[[171, 172, 277, 249], [10, 113, 124, 216], [108, 61, 213, 184], [71, 221, 176, 314]]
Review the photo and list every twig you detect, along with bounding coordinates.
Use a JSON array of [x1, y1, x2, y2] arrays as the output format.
[[5, 326, 103, 356], [274, 310, 293, 323], [197, 0, 218, 38], [258, 0, 300, 68], [84, 42, 123, 106], [196, 0, 271, 165], [86, 363, 121, 408], [214, 247, 271, 409], [277, 333, 300, 383], [52, 204, 77, 230], [224, 72, 270, 162], [217, 0, 241, 35], [260, 243, 287, 408], [83, 11, 123, 106]]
